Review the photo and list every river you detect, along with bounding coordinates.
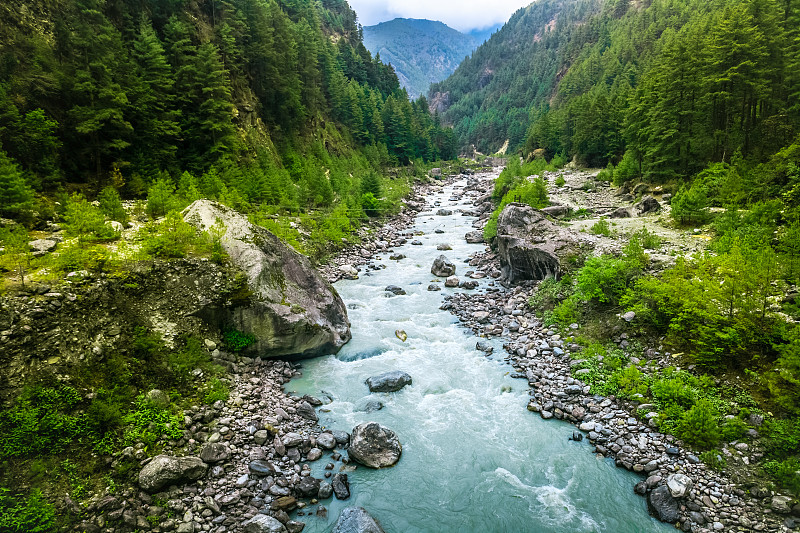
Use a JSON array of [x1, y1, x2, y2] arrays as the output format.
[[288, 174, 672, 532]]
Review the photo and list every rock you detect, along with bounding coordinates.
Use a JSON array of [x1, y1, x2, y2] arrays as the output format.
[[282, 433, 304, 447], [184, 200, 351, 358], [138, 455, 208, 493], [317, 433, 337, 450], [318, 482, 333, 499], [271, 496, 298, 511], [356, 399, 383, 412], [296, 476, 321, 498], [436, 209, 452, 216], [772, 495, 793, 514], [635, 195, 661, 215], [307, 447, 323, 461], [647, 485, 680, 524], [495, 204, 585, 283], [366, 371, 412, 393], [475, 340, 493, 353], [666, 474, 693, 498], [540, 205, 571, 218], [395, 329, 407, 342], [332, 473, 350, 500], [436, 243, 452, 251], [431, 255, 456, 277], [145, 389, 170, 408], [296, 401, 318, 421], [384, 285, 406, 296], [427, 284, 441, 291], [444, 276, 460, 288], [622, 311, 636, 322], [248, 460, 275, 476], [339, 265, 359, 280], [465, 231, 484, 243], [347, 422, 402, 468], [331, 507, 385, 533], [609, 207, 632, 218], [242, 517, 284, 533], [28, 239, 57, 254], [199, 443, 230, 464]]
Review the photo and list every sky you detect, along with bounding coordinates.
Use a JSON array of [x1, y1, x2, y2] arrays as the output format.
[[346, 0, 532, 32]]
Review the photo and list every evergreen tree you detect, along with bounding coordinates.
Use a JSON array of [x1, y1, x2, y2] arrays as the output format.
[[0, 150, 34, 217]]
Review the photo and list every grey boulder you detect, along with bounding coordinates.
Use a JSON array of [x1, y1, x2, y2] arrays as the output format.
[[431, 255, 456, 277], [647, 485, 680, 524], [138, 455, 207, 493], [332, 507, 386, 533], [366, 371, 412, 392], [199, 442, 230, 464], [465, 231, 484, 243], [348, 422, 402, 468], [184, 200, 350, 359], [243, 515, 288, 533]]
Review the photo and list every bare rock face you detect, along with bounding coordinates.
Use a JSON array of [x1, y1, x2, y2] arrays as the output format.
[[138, 455, 207, 493], [348, 422, 402, 468], [332, 507, 386, 533], [184, 200, 350, 359], [495, 203, 586, 283]]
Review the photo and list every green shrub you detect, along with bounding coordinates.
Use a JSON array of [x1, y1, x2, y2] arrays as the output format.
[[555, 174, 566, 187], [762, 458, 800, 493], [590, 218, 612, 236], [678, 398, 719, 450], [597, 161, 614, 182], [140, 210, 202, 259], [633, 227, 661, 249], [699, 450, 727, 471], [223, 329, 256, 352], [146, 175, 178, 219], [0, 488, 56, 533], [122, 394, 183, 447], [204, 378, 230, 405], [98, 186, 129, 225], [54, 242, 109, 272], [613, 150, 639, 186], [64, 193, 118, 242], [719, 416, 748, 442], [671, 181, 709, 225]]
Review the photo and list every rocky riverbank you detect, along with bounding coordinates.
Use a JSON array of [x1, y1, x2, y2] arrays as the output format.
[[437, 174, 795, 532]]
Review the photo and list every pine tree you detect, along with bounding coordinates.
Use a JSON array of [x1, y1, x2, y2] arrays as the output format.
[[0, 150, 34, 217]]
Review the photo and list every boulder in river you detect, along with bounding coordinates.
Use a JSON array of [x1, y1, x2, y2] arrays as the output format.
[[184, 200, 351, 359], [465, 231, 484, 243], [332, 507, 386, 533], [138, 455, 207, 493], [366, 371, 412, 392], [495, 203, 586, 283], [332, 473, 350, 499], [431, 255, 456, 277], [436, 209, 452, 216], [348, 422, 402, 468], [384, 285, 406, 296], [444, 275, 459, 287], [647, 485, 680, 524], [243, 515, 288, 533]]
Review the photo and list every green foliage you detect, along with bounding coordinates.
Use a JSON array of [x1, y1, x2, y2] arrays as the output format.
[[590, 219, 612, 236], [63, 193, 118, 242], [699, 450, 727, 472], [596, 162, 614, 182], [0, 488, 56, 533], [146, 175, 178, 219], [204, 378, 230, 405], [0, 225, 33, 286], [633, 227, 661, 249], [222, 329, 256, 352], [762, 458, 800, 493], [122, 394, 183, 447], [613, 151, 639, 186], [555, 174, 566, 187], [140, 210, 203, 259], [0, 150, 34, 217], [671, 181, 709, 225], [677, 398, 719, 450], [98, 186, 128, 225]]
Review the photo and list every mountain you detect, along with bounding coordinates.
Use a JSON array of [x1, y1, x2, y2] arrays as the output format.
[[362, 18, 483, 99], [431, 0, 800, 180]]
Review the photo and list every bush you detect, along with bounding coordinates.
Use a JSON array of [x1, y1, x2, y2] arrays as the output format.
[[762, 458, 800, 493], [633, 227, 661, 249], [222, 329, 255, 352], [613, 150, 639, 186], [98, 186, 128, 225], [678, 398, 719, 450], [671, 181, 709, 225], [140, 210, 202, 259], [146, 175, 178, 219], [63, 193, 118, 242], [720, 416, 748, 442], [555, 174, 566, 187], [597, 161, 614, 182], [204, 378, 230, 405], [122, 394, 183, 447], [590, 218, 612, 236], [699, 450, 727, 471], [0, 488, 56, 533]]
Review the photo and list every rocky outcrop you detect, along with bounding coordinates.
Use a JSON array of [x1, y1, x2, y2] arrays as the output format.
[[431, 255, 456, 277], [647, 485, 680, 523], [495, 203, 585, 283], [138, 455, 207, 493], [332, 507, 386, 533], [366, 370, 412, 392], [348, 422, 402, 468], [184, 200, 351, 359]]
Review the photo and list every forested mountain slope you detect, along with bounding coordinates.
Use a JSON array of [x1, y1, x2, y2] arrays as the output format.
[[0, 0, 456, 219], [363, 18, 480, 99], [432, 0, 800, 181]]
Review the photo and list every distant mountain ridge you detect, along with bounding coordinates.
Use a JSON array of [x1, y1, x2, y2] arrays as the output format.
[[362, 18, 499, 99]]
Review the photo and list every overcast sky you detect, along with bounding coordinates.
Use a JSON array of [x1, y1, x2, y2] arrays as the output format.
[[347, 0, 531, 32]]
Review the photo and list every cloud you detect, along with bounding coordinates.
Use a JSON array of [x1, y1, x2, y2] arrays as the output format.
[[347, 0, 530, 31]]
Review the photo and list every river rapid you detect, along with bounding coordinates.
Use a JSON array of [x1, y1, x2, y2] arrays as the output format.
[[288, 175, 672, 532]]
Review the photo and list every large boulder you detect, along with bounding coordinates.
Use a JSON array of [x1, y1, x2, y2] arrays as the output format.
[[431, 255, 456, 277], [366, 371, 412, 392], [465, 231, 484, 244], [495, 203, 585, 283], [138, 455, 207, 493], [647, 485, 680, 524], [332, 507, 386, 533], [184, 200, 351, 358], [348, 422, 402, 468], [666, 473, 693, 498]]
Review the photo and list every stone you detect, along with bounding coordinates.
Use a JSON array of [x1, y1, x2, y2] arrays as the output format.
[[366, 371, 412, 393], [444, 276, 460, 288], [138, 455, 208, 493], [307, 447, 323, 461], [635, 195, 661, 215], [318, 482, 333, 499], [356, 399, 383, 412], [395, 329, 407, 342], [145, 389, 170, 408], [495, 203, 586, 283], [427, 284, 441, 291], [271, 496, 298, 511], [436, 209, 452, 216], [332, 473, 350, 500], [282, 432, 303, 447], [772, 495, 793, 514], [296, 401, 318, 421], [622, 311, 636, 322], [647, 485, 680, 524], [347, 422, 402, 468], [436, 243, 452, 251], [28, 239, 57, 254], [465, 231, 484, 243], [339, 265, 359, 280], [331, 507, 385, 533], [296, 476, 321, 498], [384, 285, 406, 296], [249, 460, 275, 476], [431, 255, 456, 277], [540, 205, 571, 218], [184, 200, 351, 358], [316, 433, 337, 450], [199, 443, 230, 464], [666, 474, 693, 498]]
